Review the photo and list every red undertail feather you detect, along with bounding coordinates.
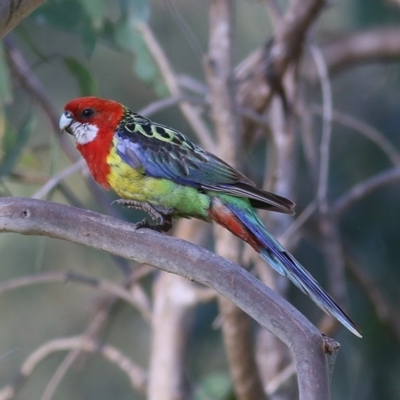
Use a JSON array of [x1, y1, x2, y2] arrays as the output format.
[[208, 198, 261, 252]]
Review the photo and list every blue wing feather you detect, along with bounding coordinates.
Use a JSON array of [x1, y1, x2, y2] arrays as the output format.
[[115, 110, 295, 214]]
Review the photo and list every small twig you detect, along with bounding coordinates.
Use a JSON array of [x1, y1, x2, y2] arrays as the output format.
[[332, 167, 400, 216], [264, 0, 283, 30], [265, 362, 296, 396], [0, 336, 147, 400], [311, 106, 400, 166], [32, 160, 86, 199], [310, 44, 332, 211], [3, 36, 75, 159], [41, 265, 153, 400], [178, 74, 208, 96], [138, 96, 180, 117], [310, 43, 350, 326], [136, 22, 215, 150], [9, 171, 48, 184], [41, 297, 116, 400], [0, 271, 152, 322], [238, 107, 270, 130], [344, 248, 400, 342], [313, 26, 400, 77], [138, 94, 207, 118], [163, 0, 204, 59], [0, 350, 17, 365], [280, 197, 318, 245]]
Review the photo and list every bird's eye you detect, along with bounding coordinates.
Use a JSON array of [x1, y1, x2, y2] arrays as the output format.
[[81, 108, 94, 118]]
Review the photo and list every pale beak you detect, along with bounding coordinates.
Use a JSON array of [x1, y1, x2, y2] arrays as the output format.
[[59, 111, 74, 135]]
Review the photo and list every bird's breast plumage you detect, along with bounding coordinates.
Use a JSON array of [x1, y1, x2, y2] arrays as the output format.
[[106, 138, 146, 199], [106, 137, 211, 219], [76, 130, 113, 189]]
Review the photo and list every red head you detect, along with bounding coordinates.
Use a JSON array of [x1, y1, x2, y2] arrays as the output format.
[[60, 96, 126, 188]]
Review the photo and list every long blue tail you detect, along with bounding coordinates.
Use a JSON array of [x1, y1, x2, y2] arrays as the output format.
[[227, 203, 362, 338]]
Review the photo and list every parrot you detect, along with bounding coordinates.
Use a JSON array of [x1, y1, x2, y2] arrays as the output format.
[[59, 96, 361, 337]]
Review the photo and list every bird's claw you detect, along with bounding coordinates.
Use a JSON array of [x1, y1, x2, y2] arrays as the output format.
[[114, 199, 174, 232], [133, 218, 150, 230], [133, 217, 172, 232]]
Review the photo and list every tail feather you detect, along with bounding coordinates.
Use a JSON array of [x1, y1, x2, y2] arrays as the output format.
[[221, 201, 362, 338]]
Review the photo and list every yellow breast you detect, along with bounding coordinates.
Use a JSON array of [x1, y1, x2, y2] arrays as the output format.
[[105, 140, 184, 203], [106, 143, 147, 201], [105, 138, 210, 219]]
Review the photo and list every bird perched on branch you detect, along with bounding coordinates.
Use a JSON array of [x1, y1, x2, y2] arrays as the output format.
[[60, 96, 361, 337]]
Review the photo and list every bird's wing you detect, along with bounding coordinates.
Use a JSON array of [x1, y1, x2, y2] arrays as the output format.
[[115, 111, 294, 214]]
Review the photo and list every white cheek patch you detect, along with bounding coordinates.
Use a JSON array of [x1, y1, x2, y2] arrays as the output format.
[[71, 122, 99, 145]]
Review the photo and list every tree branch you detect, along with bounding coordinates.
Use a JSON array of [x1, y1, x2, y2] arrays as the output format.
[[0, 0, 45, 39], [0, 197, 330, 400], [235, 0, 325, 115], [318, 26, 400, 76], [311, 106, 400, 166], [0, 270, 151, 321], [136, 22, 214, 150], [332, 167, 400, 216], [205, 2, 268, 399], [344, 247, 400, 343], [0, 336, 147, 400], [147, 273, 194, 400]]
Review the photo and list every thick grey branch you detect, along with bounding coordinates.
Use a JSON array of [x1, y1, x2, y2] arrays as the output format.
[[0, 0, 44, 38], [0, 197, 330, 400]]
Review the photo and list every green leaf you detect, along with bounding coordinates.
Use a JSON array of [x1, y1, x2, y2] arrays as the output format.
[[193, 373, 231, 400], [115, 0, 164, 95], [99, 19, 117, 45], [0, 115, 35, 177], [81, 24, 98, 58], [114, 17, 135, 52], [81, 0, 108, 30], [30, 0, 85, 31], [63, 57, 99, 96], [16, 26, 48, 62], [114, 19, 168, 97], [0, 43, 12, 105], [30, 0, 101, 58]]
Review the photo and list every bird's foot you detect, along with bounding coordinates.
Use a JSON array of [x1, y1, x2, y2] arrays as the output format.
[[113, 199, 174, 232], [133, 217, 172, 232]]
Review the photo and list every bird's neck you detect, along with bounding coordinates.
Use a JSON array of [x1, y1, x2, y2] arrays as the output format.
[[77, 137, 112, 190]]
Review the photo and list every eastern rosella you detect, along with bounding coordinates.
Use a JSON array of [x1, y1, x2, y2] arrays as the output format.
[[59, 96, 361, 337]]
